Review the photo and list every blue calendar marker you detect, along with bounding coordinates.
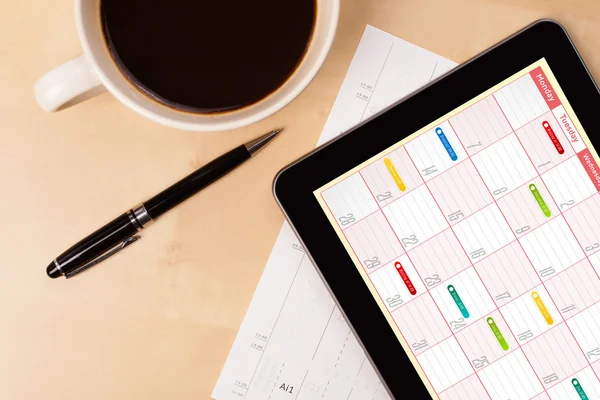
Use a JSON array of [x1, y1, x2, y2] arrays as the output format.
[[436, 127, 458, 161]]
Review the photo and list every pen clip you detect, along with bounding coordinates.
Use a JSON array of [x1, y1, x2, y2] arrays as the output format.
[[65, 235, 141, 279]]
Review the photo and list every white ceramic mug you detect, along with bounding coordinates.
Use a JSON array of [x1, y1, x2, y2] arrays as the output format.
[[34, 0, 339, 132]]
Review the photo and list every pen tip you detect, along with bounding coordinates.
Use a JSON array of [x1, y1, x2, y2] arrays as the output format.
[[46, 262, 61, 279], [245, 128, 283, 156]]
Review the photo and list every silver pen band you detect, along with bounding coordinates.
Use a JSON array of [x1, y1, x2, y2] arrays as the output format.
[[127, 210, 142, 231], [128, 203, 154, 232]]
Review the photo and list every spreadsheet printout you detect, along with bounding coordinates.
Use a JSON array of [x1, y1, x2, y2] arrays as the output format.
[[212, 25, 456, 400], [316, 58, 600, 400]]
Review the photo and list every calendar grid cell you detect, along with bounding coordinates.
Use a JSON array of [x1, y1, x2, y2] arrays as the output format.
[[546, 364, 589, 391], [562, 194, 600, 264], [494, 72, 550, 132], [566, 300, 600, 324], [384, 284, 431, 312]]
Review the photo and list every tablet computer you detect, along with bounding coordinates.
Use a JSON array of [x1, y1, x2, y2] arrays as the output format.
[[274, 20, 600, 399]]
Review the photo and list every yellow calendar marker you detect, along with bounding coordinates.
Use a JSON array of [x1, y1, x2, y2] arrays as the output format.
[[532, 291, 554, 325], [384, 158, 407, 192]]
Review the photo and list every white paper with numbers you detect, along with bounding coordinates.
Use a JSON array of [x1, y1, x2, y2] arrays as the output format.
[[212, 25, 456, 400]]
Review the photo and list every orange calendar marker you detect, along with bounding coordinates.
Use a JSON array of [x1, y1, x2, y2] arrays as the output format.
[[532, 291, 554, 325], [384, 158, 407, 192]]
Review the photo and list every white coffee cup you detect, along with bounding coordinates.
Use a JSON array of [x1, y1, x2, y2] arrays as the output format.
[[34, 0, 339, 132]]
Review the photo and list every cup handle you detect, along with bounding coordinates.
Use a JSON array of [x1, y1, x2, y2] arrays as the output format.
[[34, 54, 107, 112]]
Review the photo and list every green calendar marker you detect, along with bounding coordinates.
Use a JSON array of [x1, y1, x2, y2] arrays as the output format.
[[572, 378, 589, 400], [529, 184, 552, 218], [448, 285, 470, 318], [487, 317, 509, 351]]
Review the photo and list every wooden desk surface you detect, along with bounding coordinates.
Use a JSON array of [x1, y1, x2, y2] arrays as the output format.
[[2, 0, 600, 398]]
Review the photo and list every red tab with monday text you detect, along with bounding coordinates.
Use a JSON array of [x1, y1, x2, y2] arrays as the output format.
[[530, 66, 561, 110]]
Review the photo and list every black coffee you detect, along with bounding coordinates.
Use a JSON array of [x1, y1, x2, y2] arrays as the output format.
[[101, 0, 317, 114]]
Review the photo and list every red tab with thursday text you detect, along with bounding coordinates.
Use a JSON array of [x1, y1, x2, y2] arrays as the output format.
[[530, 66, 561, 110]]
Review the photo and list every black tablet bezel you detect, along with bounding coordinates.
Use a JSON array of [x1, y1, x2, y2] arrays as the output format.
[[274, 20, 600, 399]]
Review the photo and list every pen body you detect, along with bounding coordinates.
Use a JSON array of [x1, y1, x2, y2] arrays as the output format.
[[49, 214, 138, 278], [48, 146, 250, 278], [46, 129, 280, 279], [144, 145, 250, 218]]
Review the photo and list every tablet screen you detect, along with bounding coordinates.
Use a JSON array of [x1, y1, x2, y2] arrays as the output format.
[[315, 59, 600, 399]]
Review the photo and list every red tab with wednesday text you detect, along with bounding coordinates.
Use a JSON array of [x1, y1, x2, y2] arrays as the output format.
[[578, 149, 600, 192]]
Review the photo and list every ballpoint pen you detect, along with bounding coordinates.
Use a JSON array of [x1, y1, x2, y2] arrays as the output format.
[[46, 128, 282, 279]]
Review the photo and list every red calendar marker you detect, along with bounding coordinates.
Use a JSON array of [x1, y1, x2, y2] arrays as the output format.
[[542, 121, 565, 154], [394, 261, 417, 295]]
